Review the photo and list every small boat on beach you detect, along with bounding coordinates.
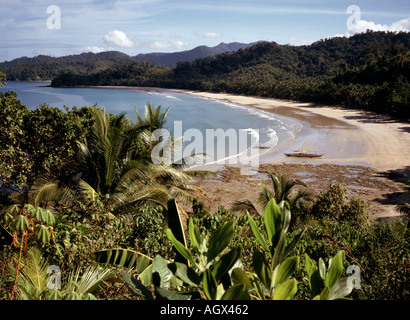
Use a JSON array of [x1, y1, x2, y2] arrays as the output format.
[[284, 152, 323, 158]]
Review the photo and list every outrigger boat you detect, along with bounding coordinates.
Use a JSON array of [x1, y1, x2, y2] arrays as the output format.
[[284, 152, 323, 158]]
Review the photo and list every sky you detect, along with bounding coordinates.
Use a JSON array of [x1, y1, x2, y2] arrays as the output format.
[[1, 0, 409, 62]]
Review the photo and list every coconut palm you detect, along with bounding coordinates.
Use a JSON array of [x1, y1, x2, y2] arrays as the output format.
[[232, 171, 312, 230], [31, 105, 209, 215], [257, 171, 312, 211], [135, 102, 170, 133]]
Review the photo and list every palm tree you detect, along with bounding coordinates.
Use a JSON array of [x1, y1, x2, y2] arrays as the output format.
[[232, 171, 312, 230], [257, 171, 311, 211], [135, 102, 170, 133], [31, 105, 209, 215]]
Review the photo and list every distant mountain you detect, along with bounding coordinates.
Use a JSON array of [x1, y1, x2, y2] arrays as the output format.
[[50, 31, 410, 120], [0, 42, 262, 81], [133, 42, 263, 68]]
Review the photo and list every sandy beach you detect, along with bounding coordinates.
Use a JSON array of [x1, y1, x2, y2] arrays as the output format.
[[171, 89, 410, 222], [99, 86, 410, 222], [178, 90, 410, 172]]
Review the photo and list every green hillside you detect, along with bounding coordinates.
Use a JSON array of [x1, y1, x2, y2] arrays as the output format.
[[51, 31, 410, 120]]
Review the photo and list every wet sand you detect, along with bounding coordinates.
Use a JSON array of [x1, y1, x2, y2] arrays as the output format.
[[98, 86, 410, 222], [177, 90, 410, 222]]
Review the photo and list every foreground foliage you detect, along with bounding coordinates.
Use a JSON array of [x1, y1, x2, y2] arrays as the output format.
[[0, 80, 408, 300]]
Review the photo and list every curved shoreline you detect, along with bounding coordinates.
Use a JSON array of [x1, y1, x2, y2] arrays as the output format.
[[174, 89, 410, 173], [35, 84, 410, 220], [85, 85, 410, 173]]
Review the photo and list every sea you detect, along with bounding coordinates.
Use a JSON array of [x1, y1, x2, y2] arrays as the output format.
[[0, 81, 303, 169]]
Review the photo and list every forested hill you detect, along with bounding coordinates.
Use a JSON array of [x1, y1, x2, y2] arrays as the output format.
[[50, 31, 410, 120], [0, 51, 135, 81], [0, 42, 258, 81]]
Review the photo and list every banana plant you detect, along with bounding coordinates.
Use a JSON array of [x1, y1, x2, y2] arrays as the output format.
[[244, 198, 304, 300], [304, 251, 354, 300]]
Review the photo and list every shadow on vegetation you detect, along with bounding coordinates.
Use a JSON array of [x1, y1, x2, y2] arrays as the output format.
[[343, 113, 397, 124], [373, 166, 410, 223], [382, 166, 410, 183], [398, 126, 410, 134]]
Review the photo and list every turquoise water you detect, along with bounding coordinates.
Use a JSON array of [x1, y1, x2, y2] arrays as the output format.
[[1, 81, 302, 166]]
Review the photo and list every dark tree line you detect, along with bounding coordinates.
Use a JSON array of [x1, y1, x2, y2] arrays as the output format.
[[51, 31, 410, 120]]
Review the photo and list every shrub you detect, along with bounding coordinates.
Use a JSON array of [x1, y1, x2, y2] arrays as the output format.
[[310, 182, 369, 229]]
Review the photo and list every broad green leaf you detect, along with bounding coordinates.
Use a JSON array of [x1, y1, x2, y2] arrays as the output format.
[[36, 207, 55, 226], [304, 254, 322, 297], [271, 230, 286, 270], [318, 258, 326, 281], [37, 225, 51, 244], [247, 213, 269, 252], [273, 256, 299, 286], [166, 229, 196, 267], [155, 287, 192, 300], [121, 272, 154, 300], [263, 199, 282, 246], [207, 221, 234, 263], [7, 204, 20, 214], [221, 283, 250, 300], [167, 199, 187, 264], [278, 201, 291, 233], [14, 215, 29, 232], [329, 276, 354, 300], [325, 251, 344, 288], [139, 264, 153, 286], [188, 218, 203, 254], [231, 268, 252, 288], [211, 245, 241, 282], [273, 279, 297, 300], [203, 269, 218, 300], [252, 250, 272, 291], [167, 262, 201, 287], [152, 255, 178, 289]]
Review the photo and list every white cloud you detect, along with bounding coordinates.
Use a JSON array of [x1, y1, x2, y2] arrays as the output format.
[[203, 32, 221, 38], [83, 46, 106, 54], [103, 30, 134, 48], [149, 41, 171, 50], [172, 40, 188, 49], [347, 17, 410, 36], [148, 40, 188, 51]]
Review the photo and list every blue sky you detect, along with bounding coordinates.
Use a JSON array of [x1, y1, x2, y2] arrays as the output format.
[[1, 0, 409, 62]]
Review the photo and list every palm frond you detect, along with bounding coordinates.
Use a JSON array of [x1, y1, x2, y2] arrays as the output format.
[[31, 178, 76, 207], [231, 200, 260, 216], [9, 247, 49, 299], [66, 265, 114, 295]]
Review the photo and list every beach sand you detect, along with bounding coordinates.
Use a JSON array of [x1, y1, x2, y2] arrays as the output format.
[[103, 86, 410, 222], [172, 90, 410, 222]]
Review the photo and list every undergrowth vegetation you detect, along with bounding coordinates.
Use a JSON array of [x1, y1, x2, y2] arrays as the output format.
[[0, 70, 409, 300]]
